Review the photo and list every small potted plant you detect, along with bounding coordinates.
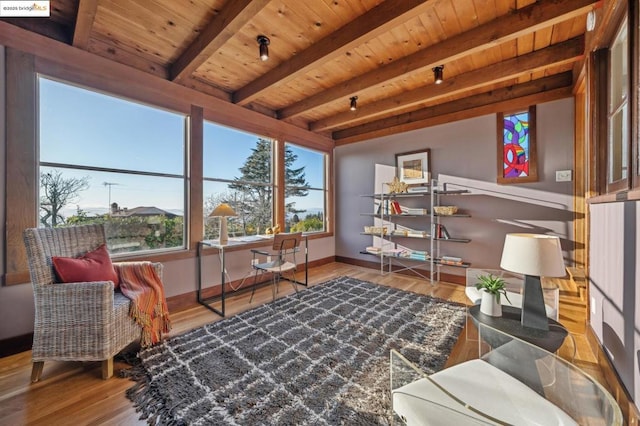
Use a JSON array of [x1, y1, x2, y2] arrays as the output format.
[[475, 274, 511, 317]]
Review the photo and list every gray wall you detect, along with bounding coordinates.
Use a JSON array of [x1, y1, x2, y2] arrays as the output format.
[[335, 98, 576, 281], [589, 201, 640, 409]]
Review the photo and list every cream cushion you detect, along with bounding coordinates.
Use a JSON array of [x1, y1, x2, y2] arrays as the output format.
[[392, 359, 577, 425]]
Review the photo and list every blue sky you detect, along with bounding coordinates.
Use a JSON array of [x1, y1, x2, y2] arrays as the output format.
[[38, 77, 325, 216]]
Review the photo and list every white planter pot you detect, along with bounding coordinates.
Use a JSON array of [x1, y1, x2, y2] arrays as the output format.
[[480, 290, 502, 317]]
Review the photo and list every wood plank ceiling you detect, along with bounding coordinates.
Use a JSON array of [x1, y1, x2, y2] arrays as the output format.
[[2, 0, 598, 145]]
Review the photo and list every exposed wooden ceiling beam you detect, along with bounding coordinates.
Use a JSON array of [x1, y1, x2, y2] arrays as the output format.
[[72, 0, 98, 49], [312, 36, 584, 132], [232, 0, 437, 106], [170, 0, 270, 84], [334, 72, 574, 145], [280, 0, 597, 121], [3, 18, 70, 44]]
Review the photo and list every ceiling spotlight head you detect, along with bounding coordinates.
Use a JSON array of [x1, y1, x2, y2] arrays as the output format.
[[350, 96, 358, 111], [432, 65, 444, 84], [257, 35, 270, 61]]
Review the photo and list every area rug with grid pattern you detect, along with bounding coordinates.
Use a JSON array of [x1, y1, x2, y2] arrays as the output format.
[[125, 275, 467, 425]]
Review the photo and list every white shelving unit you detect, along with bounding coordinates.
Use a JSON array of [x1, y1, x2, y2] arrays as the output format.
[[360, 179, 471, 283]]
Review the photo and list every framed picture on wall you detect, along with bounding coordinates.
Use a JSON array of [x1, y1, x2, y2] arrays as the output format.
[[497, 105, 538, 184], [395, 149, 431, 185]]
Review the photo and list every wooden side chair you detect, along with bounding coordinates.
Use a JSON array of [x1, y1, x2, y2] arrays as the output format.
[[23, 224, 162, 382], [250, 232, 303, 302]]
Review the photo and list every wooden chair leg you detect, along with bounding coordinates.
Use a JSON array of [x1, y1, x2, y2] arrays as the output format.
[[31, 361, 44, 383], [102, 358, 113, 380]]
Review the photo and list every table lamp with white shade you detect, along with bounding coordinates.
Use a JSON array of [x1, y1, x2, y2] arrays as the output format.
[[500, 233, 566, 330], [210, 203, 237, 245]]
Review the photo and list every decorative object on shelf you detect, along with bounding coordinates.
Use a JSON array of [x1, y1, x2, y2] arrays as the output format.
[[434, 205, 458, 215], [385, 176, 409, 194], [395, 149, 431, 185], [475, 274, 511, 317], [265, 224, 281, 235], [500, 233, 565, 330], [364, 226, 387, 235], [210, 203, 237, 245]]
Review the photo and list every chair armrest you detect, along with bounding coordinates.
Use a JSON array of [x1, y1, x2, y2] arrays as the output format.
[[33, 281, 115, 325]]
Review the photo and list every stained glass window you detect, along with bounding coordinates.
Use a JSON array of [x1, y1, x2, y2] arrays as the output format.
[[497, 106, 537, 183]]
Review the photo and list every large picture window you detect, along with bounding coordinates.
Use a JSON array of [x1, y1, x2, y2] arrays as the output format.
[[38, 77, 187, 253]]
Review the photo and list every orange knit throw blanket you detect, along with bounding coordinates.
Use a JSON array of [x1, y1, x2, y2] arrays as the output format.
[[115, 262, 172, 347]]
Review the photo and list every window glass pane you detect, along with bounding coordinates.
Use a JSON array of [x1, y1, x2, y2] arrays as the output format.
[[38, 77, 186, 253], [203, 180, 272, 239], [203, 122, 271, 182], [203, 121, 274, 238], [39, 166, 185, 253], [608, 17, 629, 185], [609, 18, 628, 111], [609, 107, 629, 181], [39, 77, 184, 175], [285, 144, 324, 188], [286, 190, 326, 232], [284, 143, 327, 233], [502, 110, 531, 178]]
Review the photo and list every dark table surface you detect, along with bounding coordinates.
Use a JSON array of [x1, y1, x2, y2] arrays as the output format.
[[469, 304, 568, 353]]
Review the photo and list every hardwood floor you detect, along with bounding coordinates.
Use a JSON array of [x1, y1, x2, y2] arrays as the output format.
[[0, 262, 607, 425]]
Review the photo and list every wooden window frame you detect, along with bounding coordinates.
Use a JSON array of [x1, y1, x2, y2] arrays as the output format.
[[496, 105, 538, 184], [632, 0, 640, 190], [593, 1, 640, 198]]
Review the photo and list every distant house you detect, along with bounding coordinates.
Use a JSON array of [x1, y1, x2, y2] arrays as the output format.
[[110, 203, 179, 219]]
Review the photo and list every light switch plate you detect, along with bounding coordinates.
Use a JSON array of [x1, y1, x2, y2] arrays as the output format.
[[556, 170, 572, 182]]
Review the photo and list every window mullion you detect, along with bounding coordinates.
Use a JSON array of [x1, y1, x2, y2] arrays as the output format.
[[274, 139, 286, 230]]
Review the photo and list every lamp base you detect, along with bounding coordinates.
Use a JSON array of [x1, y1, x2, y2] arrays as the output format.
[[521, 274, 549, 331], [219, 217, 229, 245]]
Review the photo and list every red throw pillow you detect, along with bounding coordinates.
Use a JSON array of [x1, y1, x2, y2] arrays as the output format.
[[52, 244, 120, 288]]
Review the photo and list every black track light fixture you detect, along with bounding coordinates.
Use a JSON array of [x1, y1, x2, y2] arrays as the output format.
[[350, 96, 358, 111], [257, 35, 270, 61], [432, 65, 444, 84]]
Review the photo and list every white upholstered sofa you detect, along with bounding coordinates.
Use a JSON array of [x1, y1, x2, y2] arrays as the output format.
[[391, 323, 622, 425]]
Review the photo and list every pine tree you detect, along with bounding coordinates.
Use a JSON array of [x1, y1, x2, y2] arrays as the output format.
[[228, 139, 308, 233]]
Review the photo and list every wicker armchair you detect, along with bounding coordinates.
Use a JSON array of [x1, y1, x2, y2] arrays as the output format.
[[23, 224, 162, 382]]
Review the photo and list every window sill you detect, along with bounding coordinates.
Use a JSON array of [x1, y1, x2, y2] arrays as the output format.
[[116, 231, 334, 260], [6, 232, 334, 285], [587, 188, 640, 204]]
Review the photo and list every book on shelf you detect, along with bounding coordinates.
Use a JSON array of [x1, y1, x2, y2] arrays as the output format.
[[391, 200, 403, 214], [439, 255, 463, 265], [407, 229, 428, 237], [407, 250, 429, 260], [365, 246, 408, 257], [407, 186, 430, 193], [441, 225, 450, 239], [402, 207, 428, 215], [375, 201, 390, 215], [431, 223, 450, 239]]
